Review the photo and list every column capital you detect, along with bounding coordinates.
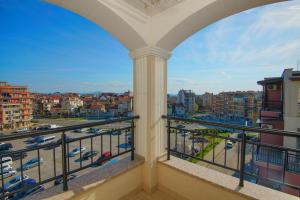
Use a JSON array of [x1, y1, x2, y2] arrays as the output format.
[[129, 46, 172, 60]]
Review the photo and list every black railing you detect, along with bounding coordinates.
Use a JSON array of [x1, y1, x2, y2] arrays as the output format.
[[0, 116, 138, 199], [163, 115, 300, 195]]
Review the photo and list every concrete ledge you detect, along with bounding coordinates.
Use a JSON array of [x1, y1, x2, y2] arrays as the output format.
[[26, 155, 144, 200], [158, 156, 298, 200]]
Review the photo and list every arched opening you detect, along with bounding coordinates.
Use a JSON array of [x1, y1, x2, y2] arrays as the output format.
[[168, 0, 300, 196]]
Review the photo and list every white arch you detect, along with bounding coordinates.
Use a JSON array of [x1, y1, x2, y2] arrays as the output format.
[[47, 0, 285, 52], [155, 0, 285, 51]]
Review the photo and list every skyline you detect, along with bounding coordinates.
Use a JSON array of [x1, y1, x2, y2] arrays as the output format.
[[1, 0, 300, 94]]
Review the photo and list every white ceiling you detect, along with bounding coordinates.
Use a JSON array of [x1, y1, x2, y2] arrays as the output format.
[[123, 0, 184, 16]]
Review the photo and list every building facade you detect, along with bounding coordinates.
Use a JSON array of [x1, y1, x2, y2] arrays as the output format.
[[0, 81, 32, 131], [176, 89, 196, 113], [212, 91, 261, 123], [256, 69, 300, 196]]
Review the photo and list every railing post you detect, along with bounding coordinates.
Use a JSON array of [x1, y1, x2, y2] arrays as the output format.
[[167, 119, 171, 160], [239, 130, 246, 187], [61, 131, 68, 191], [131, 119, 135, 161]]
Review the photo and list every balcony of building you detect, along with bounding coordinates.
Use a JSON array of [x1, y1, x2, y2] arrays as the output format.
[[1, 115, 299, 200], [2, 0, 300, 199]]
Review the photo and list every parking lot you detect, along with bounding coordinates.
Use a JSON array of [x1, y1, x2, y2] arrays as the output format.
[[0, 119, 133, 192]]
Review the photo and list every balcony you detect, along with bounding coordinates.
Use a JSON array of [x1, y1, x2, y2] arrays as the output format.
[[2, 0, 300, 199], [0, 116, 299, 200]]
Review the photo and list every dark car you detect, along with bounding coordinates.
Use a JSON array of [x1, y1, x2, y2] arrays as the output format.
[[56, 136, 73, 145], [82, 151, 99, 160], [7, 178, 37, 193], [0, 143, 13, 151], [24, 136, 44, 144], [0, 150, 27, 161], [54, 174, 77, 185], [11, 185, 44, 199], [176, 125, 185, 129], [94, 152, 112, 166]]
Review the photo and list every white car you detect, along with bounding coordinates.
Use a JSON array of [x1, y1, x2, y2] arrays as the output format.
[[68, 147, 86, 157], [226, 141, 233, 148], [3, 174, 29, 191], [0, 157, 13, 167], [0, 165, 13, 172], [0, 169, 16, 179]]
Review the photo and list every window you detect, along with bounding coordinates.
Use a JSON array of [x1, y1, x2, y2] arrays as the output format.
[[267, 84, 277, 90]]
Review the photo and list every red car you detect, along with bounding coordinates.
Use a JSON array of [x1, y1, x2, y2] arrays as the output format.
[[94, 152, 112, 165]]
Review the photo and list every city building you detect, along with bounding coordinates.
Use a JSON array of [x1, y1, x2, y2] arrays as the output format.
[[176, 89, 196, 113], [201, 92, 214, 112], [0, 81, 32, 130], [212, 91, 262, 123], [256, 68, 300, 196], [60, 93, 83, 115]]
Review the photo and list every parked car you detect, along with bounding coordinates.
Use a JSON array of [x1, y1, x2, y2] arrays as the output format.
[[3, 175, 29, 191], [54, 174, 77, 185], [0, 157, 13, 167], [82, 151, 99, 160], [0, 165, 14, 173], [0, 169, 16, 179], [74, 128, 88, 133], [36, 135, 55, 144], [0, 143, 13, 151], [94, 152, 112, 166], [11, 185, 44, 199], [68, 147, 86, 157], [181, 132, 190, 137], [0, 150, 27, 161], [13, 128, 29, 134], [176, 125, 185, 129], [88, 128, 101, 134], [226, 141, 233, 148], [7, 178, 37, 193], [25, 136, 44, 144], [21, 157, 43, 170], [55, 136, 73, 146]]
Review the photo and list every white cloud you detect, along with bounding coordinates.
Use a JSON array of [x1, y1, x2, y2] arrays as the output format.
[[170, 1, 300, 93]]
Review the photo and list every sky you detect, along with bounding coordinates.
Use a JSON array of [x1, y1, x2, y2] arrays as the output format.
[[1, 0, 300, 94]]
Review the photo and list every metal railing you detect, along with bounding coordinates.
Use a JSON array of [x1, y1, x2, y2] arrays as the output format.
[[0, 116, 138, 199], [163, 115, 300, 195]]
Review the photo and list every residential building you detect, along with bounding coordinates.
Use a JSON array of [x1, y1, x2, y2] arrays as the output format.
[[60, 93, 83, 114], [0, 82, 32, 131], [212, 91, 261, 123], [176, 89, 196, 113], [201, 92, 213, 112], [256, 69, 300, 196]]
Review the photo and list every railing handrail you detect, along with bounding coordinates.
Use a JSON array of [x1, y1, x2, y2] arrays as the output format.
[[0, 115, 138, 198], [0, 116, 139, 142], [162, 115, 300, 138]]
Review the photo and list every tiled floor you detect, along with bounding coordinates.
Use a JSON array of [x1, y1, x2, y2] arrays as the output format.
[[124, 190, 176, 200]]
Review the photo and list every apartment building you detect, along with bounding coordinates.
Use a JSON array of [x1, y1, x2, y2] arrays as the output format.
[[256, 69, 300, 195], [60, 93, 83, 114], [0, 81, 32, 130], [201, 92, 214, 112], [176, 89, 196, 113], [212, 91, 261, 123]]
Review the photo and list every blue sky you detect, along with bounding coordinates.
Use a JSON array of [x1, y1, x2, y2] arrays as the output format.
[[1, 0, 300, 94]]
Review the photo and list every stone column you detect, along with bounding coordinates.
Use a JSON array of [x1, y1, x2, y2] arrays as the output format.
[[130, 46, 171, 193]]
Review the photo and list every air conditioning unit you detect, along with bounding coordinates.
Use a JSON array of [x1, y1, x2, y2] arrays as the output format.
[[267, 84, 277, 90]]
